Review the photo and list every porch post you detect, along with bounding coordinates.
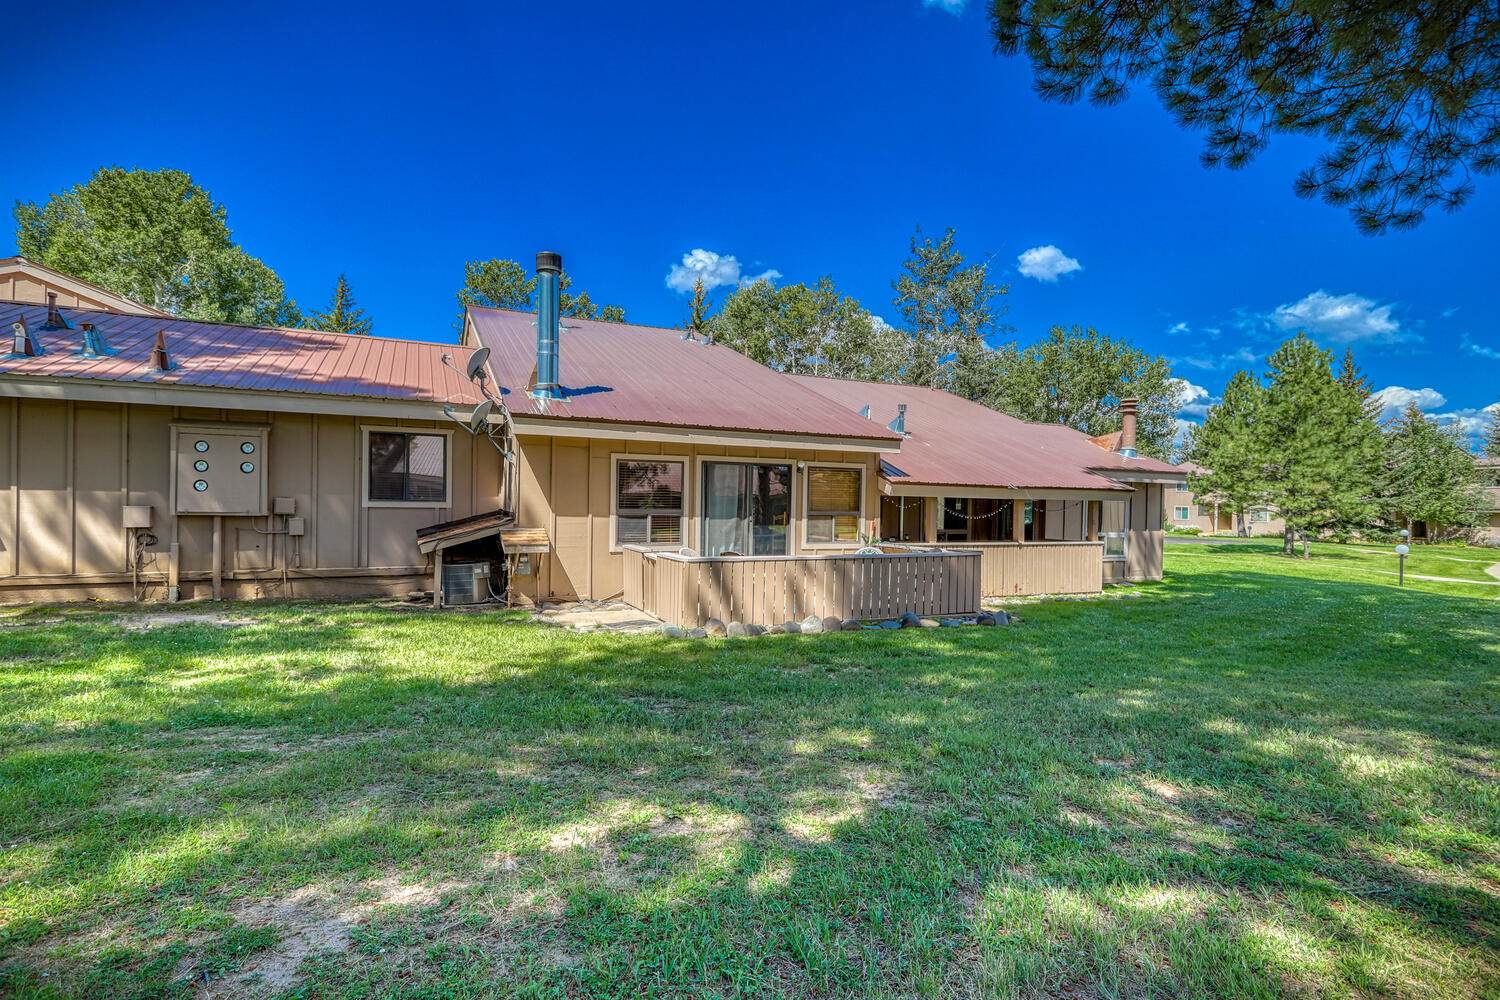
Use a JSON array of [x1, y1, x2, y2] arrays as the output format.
[[1013, 500, 1026, 543], [923, 496, 939, 543], [432, 548, 443, 608]]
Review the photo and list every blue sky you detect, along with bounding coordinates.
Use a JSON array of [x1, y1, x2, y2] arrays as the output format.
[[6, 0, 1497, 444]]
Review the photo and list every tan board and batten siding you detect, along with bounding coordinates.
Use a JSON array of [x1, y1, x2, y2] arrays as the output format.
[[0, 398, 499, 602], [510, 433, 883, 603]]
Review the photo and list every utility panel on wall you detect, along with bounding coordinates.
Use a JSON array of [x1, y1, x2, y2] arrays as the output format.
[[172, 423, 270, 516]]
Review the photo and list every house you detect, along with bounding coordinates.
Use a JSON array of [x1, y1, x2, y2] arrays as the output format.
[[461, 254, 1186, 621], [1170, 461, 1285, 536], [3, 251, 1189, 619], [1478, 458, 1500, 546], [0, 256, 168, 317], [0, 298, 505, 602]]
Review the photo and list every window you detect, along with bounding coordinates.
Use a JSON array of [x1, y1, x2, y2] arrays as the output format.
[[806, 467, 862, 544], [614, 459, 685, 547], [1101, 500, 1127, 560], [1174, 506, 1191, 521], [1174, 482, 1191, 493], [368, 432, 447, 503], [1250, 508, 1271, 523]]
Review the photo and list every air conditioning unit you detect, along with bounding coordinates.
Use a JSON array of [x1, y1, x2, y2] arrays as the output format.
[[441, 561, 490, 606]]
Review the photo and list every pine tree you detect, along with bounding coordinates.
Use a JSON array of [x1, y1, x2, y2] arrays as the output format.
[[1378, 404, 1487, 539], [309, 274, 372, 335], [1187, 370, 1267, 535], [1259, 334, 1378, 555], [685, 276, 712, 332], [891, 227, 1008, 393]]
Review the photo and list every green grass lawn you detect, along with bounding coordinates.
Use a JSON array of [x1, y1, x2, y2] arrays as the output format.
[[2, 543, 1497, 998]]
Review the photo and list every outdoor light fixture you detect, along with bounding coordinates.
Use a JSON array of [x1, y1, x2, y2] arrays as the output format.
[[1395, 533, 1410, 587]]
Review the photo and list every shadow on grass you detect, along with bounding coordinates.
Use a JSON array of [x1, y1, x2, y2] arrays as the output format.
[[1, 569, 1497, 996]]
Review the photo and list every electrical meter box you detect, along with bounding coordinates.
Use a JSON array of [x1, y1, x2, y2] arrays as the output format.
[[172, 423, 270, 516]]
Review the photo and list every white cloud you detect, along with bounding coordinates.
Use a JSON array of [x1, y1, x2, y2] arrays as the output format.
[[1461, 335, 1500, 360], [1173, 346, 1259, 372], [1016, 245, 1083, 282], [1167, 321, 1190, 335], [665, 249, 780, 294], [922, 0, 967, 12], [1270, 290, 1406, 344], [740, 268, 782, 287], [1371, 385, 1446, 420], [1431, 401, 1500, 441], [1171, 379, 1213, 417]]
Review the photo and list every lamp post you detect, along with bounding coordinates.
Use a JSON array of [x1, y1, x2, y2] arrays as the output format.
[[1396, 529, 1411, 587]]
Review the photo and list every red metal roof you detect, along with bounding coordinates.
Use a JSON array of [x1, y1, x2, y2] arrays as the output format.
[[467, 308, 902, 444], [0, 301, 486, 407], [789, 375, 1186, 491]]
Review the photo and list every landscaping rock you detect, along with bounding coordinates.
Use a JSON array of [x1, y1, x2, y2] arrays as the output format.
[[800, 615, 824, 634], [821, 616, 843, 633], [879, 619, 902, 629], [899, 612, 922, 628], [704, 618, 727, 637], [842, 618, 863, 632], [686, 627, 708, 638], [660, 625, 687, 638], [767, 624, 785, 634], [976, 613, 996, 626], [992, 610, 1012, 625], [918, 617, 941, 628], [940, 618, 964, 627], [744, 623, 766, 636], [782, 620, 801, 634], [725, 621, 748, 637]]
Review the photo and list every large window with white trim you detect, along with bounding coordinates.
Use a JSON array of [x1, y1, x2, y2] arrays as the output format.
[[805, 466, 862, 544], [613, 459, 685, 547], [1174, 506, 1191, 521], [1101, 499, 1128, 560]]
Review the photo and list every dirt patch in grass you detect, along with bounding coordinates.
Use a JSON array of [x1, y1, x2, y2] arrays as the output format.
[[116, 611, 260, 631]]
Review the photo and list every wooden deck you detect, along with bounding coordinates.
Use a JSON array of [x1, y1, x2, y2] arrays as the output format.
[[908, 541, 1104, 597], [621, 546, 981, 628]]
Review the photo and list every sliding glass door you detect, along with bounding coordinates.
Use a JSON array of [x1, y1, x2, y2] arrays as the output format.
[[701, 461, 792, 556]]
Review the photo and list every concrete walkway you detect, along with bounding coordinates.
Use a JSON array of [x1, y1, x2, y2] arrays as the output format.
[[1380, 569, 1500, 586], [1488, 562, 1500, 582]]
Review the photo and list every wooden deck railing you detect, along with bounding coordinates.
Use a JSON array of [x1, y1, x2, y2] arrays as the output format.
[[907, 541, 1103, 596], [622, 546, 981, 628]]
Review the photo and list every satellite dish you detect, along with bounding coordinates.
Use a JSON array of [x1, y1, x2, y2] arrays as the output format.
[[465, 347, 491, 382], [468, 398, 494, 432]]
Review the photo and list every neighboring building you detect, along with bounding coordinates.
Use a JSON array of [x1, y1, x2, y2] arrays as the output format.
[[1472, 457, 1500, 546], [4, 252, 1189, 613], [0, 256, 168, 317], [1169, 461, 1285, 536], [0, 299, 498, 602]]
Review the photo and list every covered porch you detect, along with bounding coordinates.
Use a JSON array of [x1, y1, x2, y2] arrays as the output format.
[[877, 488, 1136, 597]]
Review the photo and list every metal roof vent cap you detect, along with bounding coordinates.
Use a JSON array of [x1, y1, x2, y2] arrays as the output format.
[[149, 329, 174, 372], [7, 318, 39, 358], [77, 322, 115, 359], [888, 403, 908, 436]]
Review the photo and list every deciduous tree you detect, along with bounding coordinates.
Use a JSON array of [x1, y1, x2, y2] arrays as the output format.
[[983, 326, 1181, 459], [989, 0, 1500, 233], [454, 258, 625, 330], [13, 167, 301, 325], [1485, 409, 1500, 459]]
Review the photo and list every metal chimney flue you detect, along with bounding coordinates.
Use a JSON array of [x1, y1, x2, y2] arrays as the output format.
[[42, 292, 70, 331], [1118, 398, 1138, 458], [9, 318, 37, 358], [888, 403, 908, 436], [532, 251, 564, 399]]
